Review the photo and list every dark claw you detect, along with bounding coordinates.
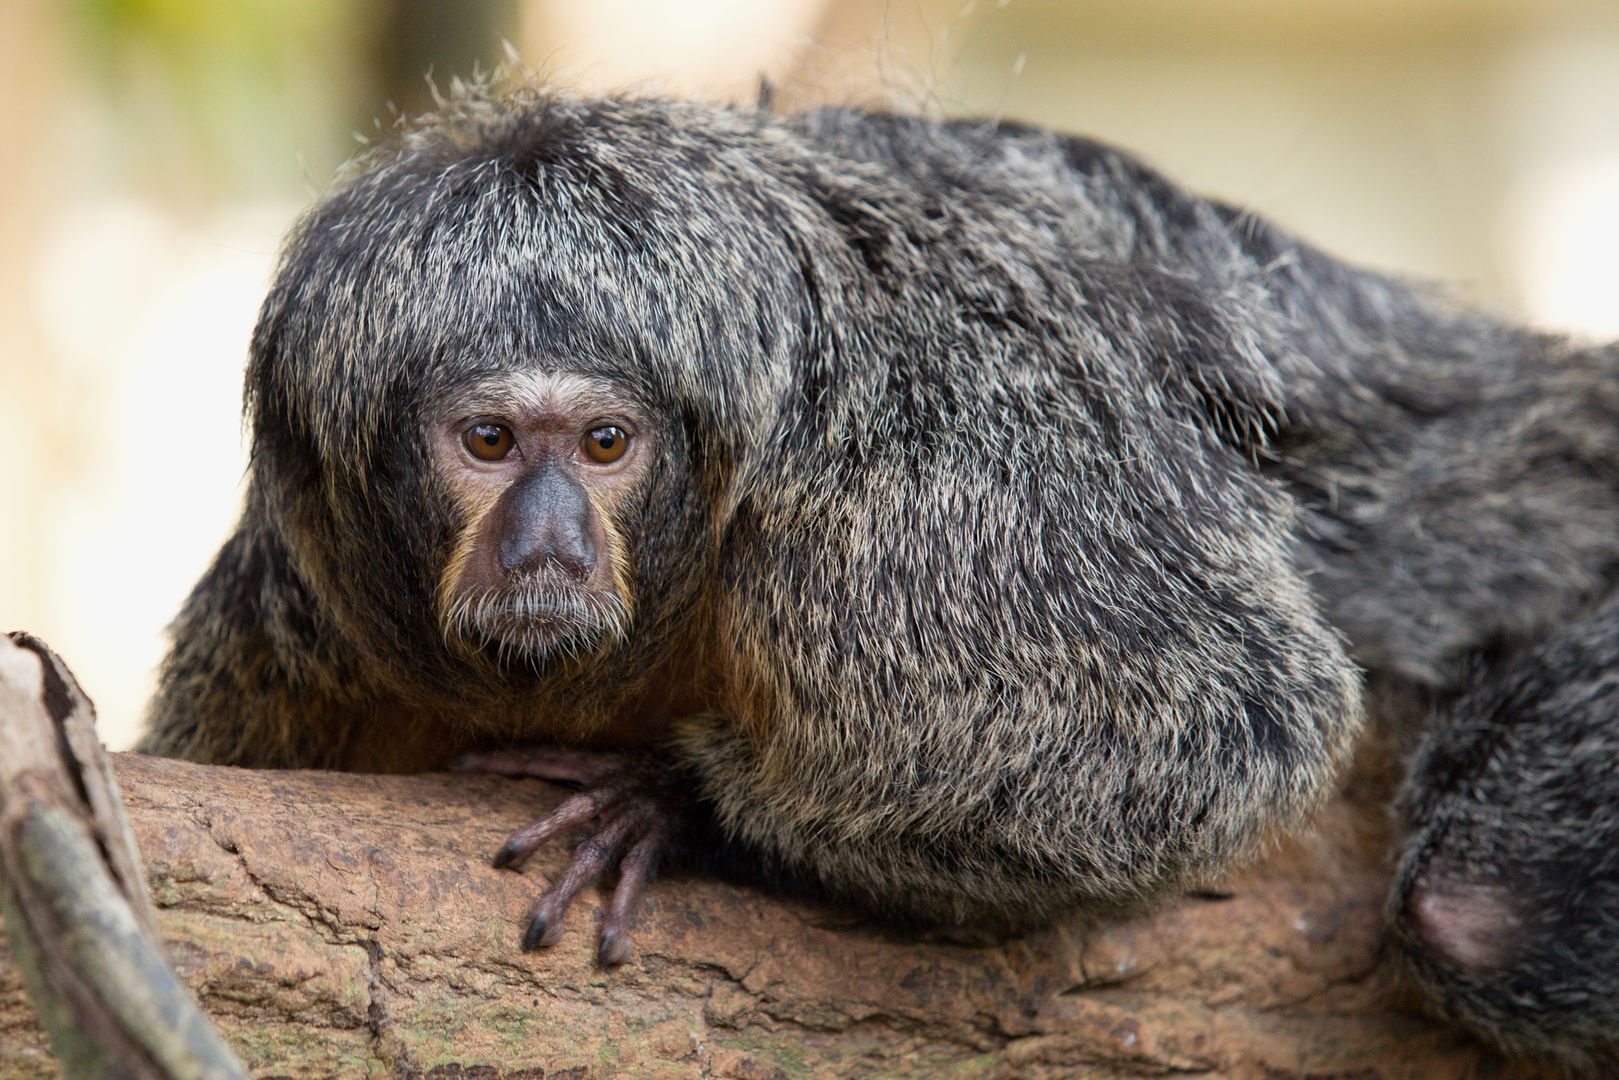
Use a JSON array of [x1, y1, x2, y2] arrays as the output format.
[[492, 837, 525, 869], [522, 912, 553, 952], [598, 928, 631, 967]]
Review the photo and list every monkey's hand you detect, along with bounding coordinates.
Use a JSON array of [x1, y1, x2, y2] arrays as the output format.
[[452, 748, 675, 967]]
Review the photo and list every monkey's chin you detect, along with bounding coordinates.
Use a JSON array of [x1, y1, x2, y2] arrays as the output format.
[[445, 582, 630, 668]]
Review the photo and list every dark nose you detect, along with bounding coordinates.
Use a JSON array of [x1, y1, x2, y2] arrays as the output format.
[[497, 465, 597, 580]]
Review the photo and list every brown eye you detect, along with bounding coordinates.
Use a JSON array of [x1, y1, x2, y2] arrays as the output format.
[[464, 423, 514, 462], [581, 425, 629, 464]]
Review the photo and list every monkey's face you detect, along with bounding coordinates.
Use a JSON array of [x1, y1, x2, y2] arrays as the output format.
[[429, 370, 653, 666]]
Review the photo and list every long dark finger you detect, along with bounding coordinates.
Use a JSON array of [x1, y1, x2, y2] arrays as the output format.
[[452, 748, 621, 784], [492, 782, 630, 870], [598, 826, 664, 967], [521, 811, 640, 951]]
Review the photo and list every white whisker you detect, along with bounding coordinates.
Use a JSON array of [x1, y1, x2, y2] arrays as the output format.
[[441, 571, 630, 669]]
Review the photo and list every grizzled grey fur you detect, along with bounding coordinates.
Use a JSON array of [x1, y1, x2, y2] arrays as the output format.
[[138, 88, 1619, 1070]]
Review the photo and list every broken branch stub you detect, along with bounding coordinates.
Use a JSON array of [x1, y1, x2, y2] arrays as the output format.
[[0, 632, 245, 1080]]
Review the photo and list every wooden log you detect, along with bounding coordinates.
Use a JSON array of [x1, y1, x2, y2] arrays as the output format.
[[0, 637, 1549, 1077]]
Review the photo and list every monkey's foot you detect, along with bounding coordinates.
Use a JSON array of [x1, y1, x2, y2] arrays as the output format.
[[453, 748, 672, 966]]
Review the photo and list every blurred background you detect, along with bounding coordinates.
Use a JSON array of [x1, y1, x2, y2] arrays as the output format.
[[3, 0, 1617, 749]]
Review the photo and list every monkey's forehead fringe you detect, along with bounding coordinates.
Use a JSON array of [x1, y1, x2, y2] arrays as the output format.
[[254, 89, 816, 465], [251, 235, 794, 476], [255, 204, 799, 472]]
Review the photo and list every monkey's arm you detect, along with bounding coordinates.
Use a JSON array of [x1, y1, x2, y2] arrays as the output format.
[[663, 428, 1364, 931]]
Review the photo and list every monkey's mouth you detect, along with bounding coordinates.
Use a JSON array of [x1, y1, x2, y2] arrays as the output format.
[[445, 577, 630, 664]]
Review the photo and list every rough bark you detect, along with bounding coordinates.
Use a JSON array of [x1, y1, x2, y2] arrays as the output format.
[[0, 640, 1548, 1078]]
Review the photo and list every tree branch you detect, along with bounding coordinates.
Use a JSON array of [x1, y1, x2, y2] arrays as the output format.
[[0, 636, 1542, 1077]]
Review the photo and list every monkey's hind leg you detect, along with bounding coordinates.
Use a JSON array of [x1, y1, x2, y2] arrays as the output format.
[[452, 748, 673, 967], [1390, 596, 1619, 1072]]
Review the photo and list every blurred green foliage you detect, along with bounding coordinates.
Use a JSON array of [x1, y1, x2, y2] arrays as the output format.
[[65, 0, 515, 201]]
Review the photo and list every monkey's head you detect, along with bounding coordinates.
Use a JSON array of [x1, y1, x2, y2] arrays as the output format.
[[241, 91, 806, 691], [427, 371, 651, 664]]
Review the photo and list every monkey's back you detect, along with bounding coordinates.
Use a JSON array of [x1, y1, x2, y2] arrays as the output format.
[[791, 107, 1619, 692]]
